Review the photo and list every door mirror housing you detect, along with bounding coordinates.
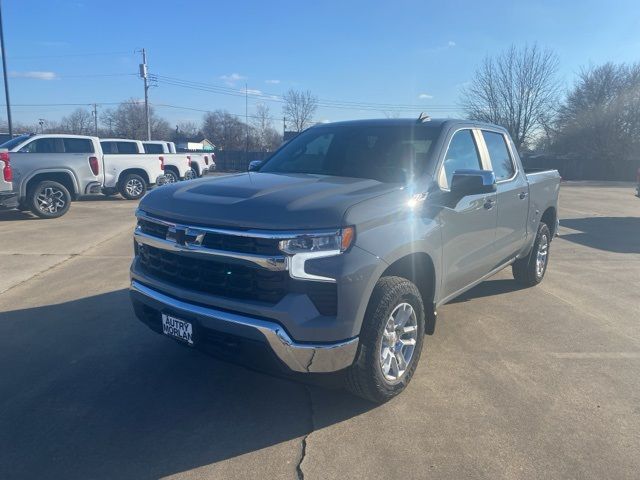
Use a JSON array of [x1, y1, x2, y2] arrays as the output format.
[[248, 160, 263, 171], [450, 169, 496, 197]]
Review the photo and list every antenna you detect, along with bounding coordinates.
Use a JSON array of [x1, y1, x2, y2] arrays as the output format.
[[418, 112, 431, 122]]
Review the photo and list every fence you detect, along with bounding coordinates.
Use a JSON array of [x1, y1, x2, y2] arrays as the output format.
[[213, 151, 272, 172]]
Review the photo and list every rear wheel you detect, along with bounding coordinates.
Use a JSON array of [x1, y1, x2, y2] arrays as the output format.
[[346, 276, 425, 403], [28, 180, 71, 218], [163, 169, 179, 183], [118, 173, 147, 200], [183, 169, 196, 180], [512, 222, 551, 286]]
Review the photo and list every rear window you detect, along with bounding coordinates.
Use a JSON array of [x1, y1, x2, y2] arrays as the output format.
[[116, 141, 138, 154], [143, 143, 164, 154], [482, 131, 515, 181], [63, 138, 94, 153]]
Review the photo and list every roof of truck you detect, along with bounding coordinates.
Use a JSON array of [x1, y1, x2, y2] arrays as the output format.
[[316, 118, 507, 132]]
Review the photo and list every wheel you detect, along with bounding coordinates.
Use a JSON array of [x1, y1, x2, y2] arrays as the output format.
[[346, 276, 425, 403], [163, 169, 179, 183], [118, 173, 147, 200], [184, 169, 196, 180], [512, 222, 551, 286], [28, 180, 71, 219]]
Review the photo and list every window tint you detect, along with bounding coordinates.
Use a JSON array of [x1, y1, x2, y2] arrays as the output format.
[[100, 141, 115, 154], [20, 137, 61, 153], [63, 138, 94, 153], [482, 131, 514, 181], [0, 134, 32, 150], [143, 143, 163, 154], [442, 130, 482, 187], [116, 141, 138, 154], [260, 125, 440, 182]]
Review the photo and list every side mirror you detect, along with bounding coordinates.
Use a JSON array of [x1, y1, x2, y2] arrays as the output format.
[[248, 160, 263, 172], [450, 169, 496, 197]]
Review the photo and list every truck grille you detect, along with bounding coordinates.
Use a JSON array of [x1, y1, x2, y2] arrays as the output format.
[[137, 244, 337, 315], [138, 218, 281, 255]]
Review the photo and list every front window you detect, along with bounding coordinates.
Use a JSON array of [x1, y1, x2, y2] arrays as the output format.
[[259, 124, 441, 182]]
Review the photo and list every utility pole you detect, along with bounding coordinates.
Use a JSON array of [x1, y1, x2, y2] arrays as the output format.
[[139, 48, 151, 140], [92, 103, 98, 136], [245, 83, 249, 156], [0, 0, 12, 136]]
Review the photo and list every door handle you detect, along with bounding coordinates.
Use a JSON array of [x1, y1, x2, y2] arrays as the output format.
[[518, 191, 528, 200], [483, 198, 495, 210]]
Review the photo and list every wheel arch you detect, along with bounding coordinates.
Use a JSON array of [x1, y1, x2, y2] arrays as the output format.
[[541, 206, 557, 236], [24, 170, 78, 199], [118, 168, 150, 186]]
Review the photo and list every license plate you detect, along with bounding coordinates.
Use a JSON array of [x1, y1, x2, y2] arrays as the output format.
[[162, 314, 193, 345]]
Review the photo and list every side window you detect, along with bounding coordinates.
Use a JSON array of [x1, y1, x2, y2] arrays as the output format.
[[441, 129, 482, 188], [482, 131, 515, 181], [116, 141, 138, 154], [100, 141, 115, 154], [143, 143, 163, 154], [19, 138, 60, 153], [63, 138, 94, 153]]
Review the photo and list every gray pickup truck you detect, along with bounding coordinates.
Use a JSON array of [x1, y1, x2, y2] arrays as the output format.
[[130, 118, 560, 402]]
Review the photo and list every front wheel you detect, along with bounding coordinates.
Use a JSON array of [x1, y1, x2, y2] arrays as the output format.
[[118, 173, 147, 200], [512, 222, 551, 286], [346, 276, 425, 403], [28, 180, 72, 219]]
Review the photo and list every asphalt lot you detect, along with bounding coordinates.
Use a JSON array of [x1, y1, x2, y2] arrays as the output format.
[[1, 182, 639, 480]]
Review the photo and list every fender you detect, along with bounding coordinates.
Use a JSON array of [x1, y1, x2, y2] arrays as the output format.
[[18, 168, 80, 199]]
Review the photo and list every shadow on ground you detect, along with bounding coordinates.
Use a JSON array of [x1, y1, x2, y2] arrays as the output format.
[[560, 217, 640, 254], [449, 278, 527, 304], [0, 289, 374, 480]]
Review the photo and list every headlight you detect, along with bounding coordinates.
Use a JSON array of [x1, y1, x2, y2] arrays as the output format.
[[278, 227, 354, 254], [279, 227, 355, 282]]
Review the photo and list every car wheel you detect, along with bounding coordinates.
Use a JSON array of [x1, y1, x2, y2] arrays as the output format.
[[28, 180, 72, 219], [346, 276, 425, 403], [184, 169, 196, 180], [118, 173, 147, 200], [164, 170, 179, 183], [512, 222, 551, 286]]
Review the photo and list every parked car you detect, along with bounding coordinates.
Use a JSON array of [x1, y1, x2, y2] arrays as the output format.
[[0, 149, 17, 210], [145, 141, 215, 177], [1, 134, 165, 218], [106, 139, 194, 184], [129, 118, 560, 402]]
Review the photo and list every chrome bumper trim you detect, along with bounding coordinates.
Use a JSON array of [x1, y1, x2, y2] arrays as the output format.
[[130, 281, 358, 373]]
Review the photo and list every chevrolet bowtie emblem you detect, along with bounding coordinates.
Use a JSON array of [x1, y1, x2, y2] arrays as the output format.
[[167, 226, 205, 247]]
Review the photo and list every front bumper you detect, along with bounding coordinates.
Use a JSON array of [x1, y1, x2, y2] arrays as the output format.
[[130, 280, 359, 373], [0, 191, 18, 209]]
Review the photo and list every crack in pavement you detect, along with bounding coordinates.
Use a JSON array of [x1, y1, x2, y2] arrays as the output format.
[[296, 385, 315, 480]]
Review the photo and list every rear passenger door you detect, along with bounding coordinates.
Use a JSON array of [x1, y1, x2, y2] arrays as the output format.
[[436, 128, 499, 300], [479, 130, 529, 264]]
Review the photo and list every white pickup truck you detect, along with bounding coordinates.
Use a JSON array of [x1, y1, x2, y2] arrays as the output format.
[[1, 134, 165, 218], [145, 141, 215, 176], [102, 139, 194, 184]]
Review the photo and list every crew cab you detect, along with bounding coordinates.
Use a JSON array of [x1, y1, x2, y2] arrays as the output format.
[[129, 119, 560, 402], [102, 139, 194, 184], [0, 149, 17, 210], [1, 134, 165, 218]]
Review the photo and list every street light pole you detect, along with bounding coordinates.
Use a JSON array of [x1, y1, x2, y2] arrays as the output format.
[[0, 0, 13, 136]]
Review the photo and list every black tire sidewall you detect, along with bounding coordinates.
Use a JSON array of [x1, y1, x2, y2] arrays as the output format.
[[533, 223, 551, 282], [28, 181, 71, 219], [164, 170, 179, 183]]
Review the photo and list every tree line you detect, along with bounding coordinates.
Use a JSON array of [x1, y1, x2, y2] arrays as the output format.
[[0, 88, 320, 153], [460, 44, 640, 179]]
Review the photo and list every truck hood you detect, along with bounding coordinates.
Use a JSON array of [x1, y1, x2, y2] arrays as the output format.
[[139, 172, 401, 230]]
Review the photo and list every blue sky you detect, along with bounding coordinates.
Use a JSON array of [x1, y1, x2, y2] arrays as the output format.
[[2, 0, 640, 130]]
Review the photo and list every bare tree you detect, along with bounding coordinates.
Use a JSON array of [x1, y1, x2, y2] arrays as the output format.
[[172, 121, 201, 143], [102, 99, 170, 140], [252, 104, 281, 151], [201, 110, 247, 150], [283, 89, 318, 132], [461, 44, 559, 150], [60, 108, 94, 135]]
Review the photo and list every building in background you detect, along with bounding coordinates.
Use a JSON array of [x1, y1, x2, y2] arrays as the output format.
[[176, 138, 215, 151]]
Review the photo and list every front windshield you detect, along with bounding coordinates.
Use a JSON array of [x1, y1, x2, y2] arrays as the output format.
[[0, 134, 32, 150], [259, 124, 441, 182]]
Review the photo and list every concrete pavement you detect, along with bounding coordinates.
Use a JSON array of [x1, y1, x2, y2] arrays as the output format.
[[0, 184, 638, 479]]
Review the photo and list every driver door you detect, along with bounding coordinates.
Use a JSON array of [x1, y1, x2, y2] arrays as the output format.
[[435, 128, 498, 301]]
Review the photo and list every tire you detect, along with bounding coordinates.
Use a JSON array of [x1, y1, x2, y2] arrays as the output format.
[[28, 180, 71, 219], [183, 169, 196, 181], [118, 173, 147, 200], [512, 222, 551, 286], [346, 276, 425, 403], [163, 169, 179, 183]]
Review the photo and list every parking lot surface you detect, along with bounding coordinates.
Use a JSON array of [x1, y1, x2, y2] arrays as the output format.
[[1, 183, 639, 480]]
